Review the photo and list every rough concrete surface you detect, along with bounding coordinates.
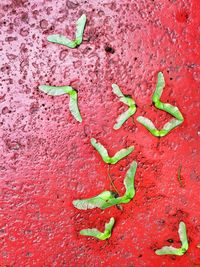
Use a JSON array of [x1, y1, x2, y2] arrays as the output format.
[[0, 0, 200, 266]]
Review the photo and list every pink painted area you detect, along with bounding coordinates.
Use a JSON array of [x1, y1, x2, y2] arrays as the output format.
[[0, 0, 200, 266]]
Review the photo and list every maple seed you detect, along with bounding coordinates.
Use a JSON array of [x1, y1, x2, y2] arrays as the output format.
[[80, 217, 115, 240], [38, 85, 82, 122], [137, 72, 184, 137], [155, 222, 189, 256], [47, 14, 87, 48], [112, 84, 137, 130], [73, 161, 137, 210]]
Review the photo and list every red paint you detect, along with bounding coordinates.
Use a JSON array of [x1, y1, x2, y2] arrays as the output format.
[[175, 10, 189, 23], [0, 0, 200, 266]]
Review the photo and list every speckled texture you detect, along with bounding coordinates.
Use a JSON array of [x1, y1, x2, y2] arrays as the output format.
[[0, 0, 200, 266]]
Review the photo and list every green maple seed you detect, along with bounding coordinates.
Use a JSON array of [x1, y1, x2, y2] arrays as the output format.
[[152, 71, 165, 103], [39, 85, 82, 122], [155, 222, 189, 256], [112, 84, 137, 130], [90, 138, 134, 164], [80, 217, 115, 240], [197, 244, 200, 248], [73, 191, 114, 210], [137, 116, 160, 137], [47, 35, 77, 48], [73, 161, 137, 210], [47, 14, 86, 48], [137, 72, 184, 137], [75, 14, 87, 45]]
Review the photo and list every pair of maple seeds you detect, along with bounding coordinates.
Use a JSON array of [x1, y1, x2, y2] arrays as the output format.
[[38, 14, 189, 255], [39, 72, 184, 137], [80, 221, 189, 257]]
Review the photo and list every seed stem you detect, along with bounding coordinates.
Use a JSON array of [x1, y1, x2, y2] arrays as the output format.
[[107, 165, 120, 195]]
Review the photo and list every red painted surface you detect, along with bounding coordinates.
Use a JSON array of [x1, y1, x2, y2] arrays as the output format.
[[0, 0, 200, 266]]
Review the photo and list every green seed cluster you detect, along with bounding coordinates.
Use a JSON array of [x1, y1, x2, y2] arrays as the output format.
[[36, 14, 198, 255]]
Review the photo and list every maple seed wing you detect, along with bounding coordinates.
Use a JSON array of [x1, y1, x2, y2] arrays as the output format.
[[47, 34, 76, 48], [137, 116, 156, 130], [152, 72, 165, 103], [155, 246, 182, 256], [112, 146, 134, 164], [73, 191, 113, 210], [124, 161, 137, 199], [114, 109, 135, 130], [105, 217, 115, 231], [104, 217, 115, 237], [112, 146, 134, 162], [162, 118, 182, 132], [112, 84, 124, 98], [80, 228, 102, 238], [75, 14, 87, 45], [69, 90, 82, 122], [101, 197, 124, 209], [178, 222, 189, 251], [112, 84, 135, 106], [90, 138, 109, 163], [156, 102, 184, 121], [137, 116, 160, 137], [39, 85, 73, 96], [80, 217, 115, 240]]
